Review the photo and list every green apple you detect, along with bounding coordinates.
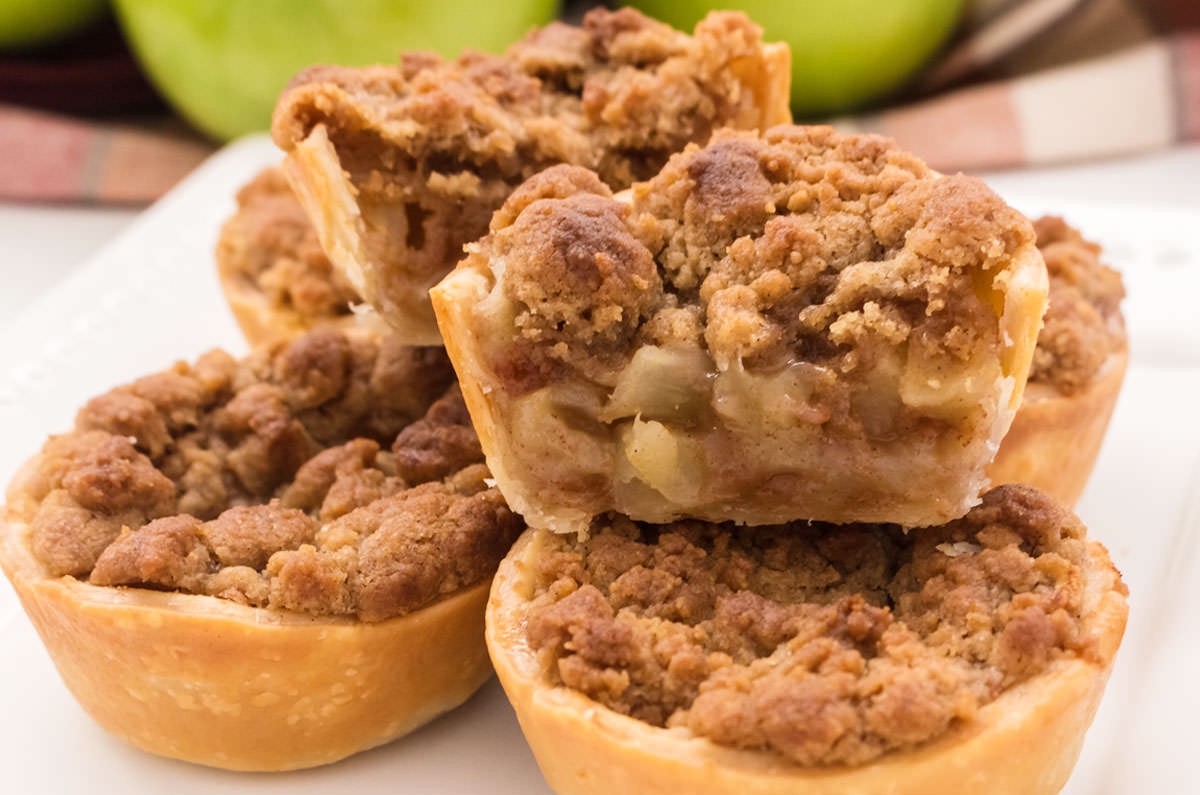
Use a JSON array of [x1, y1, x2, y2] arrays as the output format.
[[0, 0, 107, 49], [112, 0, 559, 141], [628, 0, 965, 116]]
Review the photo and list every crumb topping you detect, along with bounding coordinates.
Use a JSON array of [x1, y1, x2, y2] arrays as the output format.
[[475, 126, 1034, 441], [525, 485, 1112, 766], [272, 7, 781, 286], [11, 329, 523, 621], [488, 127, 1031, 380], [1030, 216, 1126, 394], [216, 166, 359, 323]]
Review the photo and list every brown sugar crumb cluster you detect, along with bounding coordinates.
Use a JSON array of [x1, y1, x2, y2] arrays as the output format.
[[525, 485, 1103, 766], [272, 7, 778, 279], [216, 166, 359, 323], [482, 125, 1034, 393], [1030, 216, 1126, 394], [9, 328, 524, 621]]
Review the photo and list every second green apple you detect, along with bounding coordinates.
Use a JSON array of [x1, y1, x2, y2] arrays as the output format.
[[113, 0, 559, 141], [630, 0, 965, 116]]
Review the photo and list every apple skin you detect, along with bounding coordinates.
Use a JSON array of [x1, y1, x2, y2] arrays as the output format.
[[112, 0, 560, 141], [628, 0, 965, 116], [0, 0, 107, 49]]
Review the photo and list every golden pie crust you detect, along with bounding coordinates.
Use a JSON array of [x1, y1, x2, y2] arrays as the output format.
[[487, 516, 1128, 795], [272, 8, 792, 344], [0, 518, 492, 771]]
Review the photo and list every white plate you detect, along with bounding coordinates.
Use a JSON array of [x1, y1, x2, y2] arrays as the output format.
[[1, 135, 1198, 793]]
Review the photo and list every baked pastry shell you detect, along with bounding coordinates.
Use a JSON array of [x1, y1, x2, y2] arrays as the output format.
[[989, 346, 1128, 507], [487, 528, 1128, 795], [0, 514, 494, 771]]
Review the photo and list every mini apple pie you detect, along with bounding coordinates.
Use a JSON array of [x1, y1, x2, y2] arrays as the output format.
[[432, 126, 1048, 531], [989, 217, 1127, 505], [0, 328, 523, 770], [271, 7, 792, 344], [488, 485, 1127, 795], [216, 166, 363, 346]]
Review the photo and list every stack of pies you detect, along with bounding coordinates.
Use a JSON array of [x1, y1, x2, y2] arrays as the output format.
[[432, 125, 1127, 795], [2, 6, 1128, 791]]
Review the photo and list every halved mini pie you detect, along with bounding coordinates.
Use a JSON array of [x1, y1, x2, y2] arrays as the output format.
[[487, 485, 1127, 795], [215, 165, 363, 346], [271, 6, 792, 344], [0, 328, 523, 770], [988, 217, 1127, 506], [432, 126, 1048, 531]]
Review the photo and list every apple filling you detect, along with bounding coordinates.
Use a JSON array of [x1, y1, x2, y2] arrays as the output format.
[[272, 6, 791, 342], [434, 126, 1047, 530], [7, 329, 523, 621], [521, 485, 1122, 766]]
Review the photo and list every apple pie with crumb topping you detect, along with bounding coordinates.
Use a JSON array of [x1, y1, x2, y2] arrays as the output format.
[[487, 485, 1127, 795], [432, 126, 1049, 531], [271, 7, 791, 344], [0, 328, 523, 770]]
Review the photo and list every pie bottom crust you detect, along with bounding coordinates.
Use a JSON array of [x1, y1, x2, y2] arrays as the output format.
[[989, 348, 1127, 507], [487, 528, 1127, 795], [0, 517, 494, 771]]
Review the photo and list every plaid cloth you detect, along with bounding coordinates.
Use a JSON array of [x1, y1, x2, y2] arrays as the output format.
[[839, 0, 1200, 171], [0, 104, 211, 203], [0, 0, 1195, 203]]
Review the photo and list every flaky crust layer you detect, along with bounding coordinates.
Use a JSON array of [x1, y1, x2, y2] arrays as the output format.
[[989, 348, 1128, 506], [282, 125, 440, 344], [487, 528, 1127, 795], [0, 515, 493, 771]]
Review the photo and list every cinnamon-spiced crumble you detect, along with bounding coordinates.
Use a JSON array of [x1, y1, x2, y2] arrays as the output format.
[[7, 328, 523, 621]]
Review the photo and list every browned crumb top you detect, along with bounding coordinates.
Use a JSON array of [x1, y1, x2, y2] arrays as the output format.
[[1030, 216, 1126, 394], [216, 166, 359, 322], [10, 328, 524, 621], [478, 126, 1033, 431], [526, 485, 1112, 766], [272, 7, 779, 278]]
